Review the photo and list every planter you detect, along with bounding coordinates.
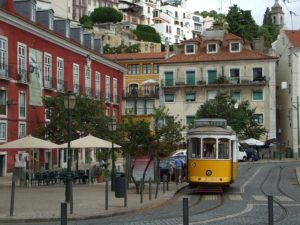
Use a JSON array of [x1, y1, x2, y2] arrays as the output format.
[[96, 175, 104, 183]]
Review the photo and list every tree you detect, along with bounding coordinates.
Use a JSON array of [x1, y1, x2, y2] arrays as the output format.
[[90, 7, 122, 24], [79, 15, 93, 29], [195, 91, 265, 139], [226, 5, 259, 42], [258, 7, 278, 48], [133, 25, 161, 43], [37, 93, 111, 144]]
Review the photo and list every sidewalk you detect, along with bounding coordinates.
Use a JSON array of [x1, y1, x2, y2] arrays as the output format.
[[0, 174, 186, 223]]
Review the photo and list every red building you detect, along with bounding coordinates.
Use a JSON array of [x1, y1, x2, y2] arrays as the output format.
[[0, 0, 125, 175]]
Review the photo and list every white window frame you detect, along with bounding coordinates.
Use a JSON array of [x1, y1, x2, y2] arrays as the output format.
[[85, 66, 91, 96], [252, 67, 264, 81], [113, 78, 118, 103], [207, 90, 217, 100], [143, 64, 151, 74], [57, 57, 64, 91], [95, 71, 101, 98], [230, 42, 240, 52], [44, 96, 51, 123], [254, 113, 264, 124], [49, 13, 54, 30], [17, 43, 27, 82], [44, 53, 52, 88], [73, 63, 80, 94], [207, 43, 217, 54], [0, 88, 7, 117], [0, 120, 7, 142], [0, 36, 8, 77], [105, 75, 110, 101], [18, 122, 26, 138], [252, 89, 264, 101], [185, 44, 195, 55], [31, 2, 36, 22], [19, 92, 26, 119]]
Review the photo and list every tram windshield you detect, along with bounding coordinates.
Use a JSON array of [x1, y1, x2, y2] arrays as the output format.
[[189, 137, 230, 159]]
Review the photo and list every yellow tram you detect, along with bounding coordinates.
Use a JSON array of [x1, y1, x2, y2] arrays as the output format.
[[187, 118, 238, 190]]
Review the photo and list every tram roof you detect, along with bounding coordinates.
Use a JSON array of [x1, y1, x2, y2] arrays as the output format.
[[187, 126, 236, 136]]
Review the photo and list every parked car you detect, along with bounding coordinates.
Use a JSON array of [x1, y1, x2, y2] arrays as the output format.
[[171, 149, 187, 157], [238, 149, 247, 161], [245, 149, 260, 161]]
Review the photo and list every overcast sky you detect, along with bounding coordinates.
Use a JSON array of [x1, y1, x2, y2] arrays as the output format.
[[186, 0, 300, 30]]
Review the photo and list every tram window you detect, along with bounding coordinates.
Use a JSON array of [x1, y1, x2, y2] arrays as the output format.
[[190, 138, 201, 158], [203, 138, 216, 159], [218, 138, 229, 159]]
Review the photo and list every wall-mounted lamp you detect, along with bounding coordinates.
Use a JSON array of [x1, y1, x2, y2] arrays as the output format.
[[6, 99, 13, 106]]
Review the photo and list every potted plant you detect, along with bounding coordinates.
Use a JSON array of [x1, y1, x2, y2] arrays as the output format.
[[94, 166, 104, 183]]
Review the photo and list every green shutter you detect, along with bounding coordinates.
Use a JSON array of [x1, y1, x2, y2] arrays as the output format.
[[253, 90, 263, 100], [165, 72, 173, 86], [186, 71, 195, 85], [208, 70, 217, 84]]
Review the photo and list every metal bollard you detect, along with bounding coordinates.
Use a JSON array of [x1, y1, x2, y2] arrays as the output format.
[[166, 176, 169, 191], [268, 195, 273, 225], [105, 180, 108, 210], [183, 198, 189, 225], [140, 178, 143, 204], [61, 202, 67, 225], [149, 177, 152, 200], [155, 181, 159, 199], [163, 174, 166, 193], [124, 188, 127, 207], [10, 173, 15, 216], [70, 182, 73, 214]]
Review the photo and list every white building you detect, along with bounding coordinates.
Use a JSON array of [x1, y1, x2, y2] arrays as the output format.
[[37, 0, 72, 19], [274, 30, 300, 159]]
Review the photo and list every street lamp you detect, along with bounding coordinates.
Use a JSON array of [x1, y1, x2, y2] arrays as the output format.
[[64, 91, 76, 203], [108, 120, 117, 191]]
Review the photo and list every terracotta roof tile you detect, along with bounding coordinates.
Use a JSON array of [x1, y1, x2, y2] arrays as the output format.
[[285, 30, 300, 48], [104, 52, 167, 61]]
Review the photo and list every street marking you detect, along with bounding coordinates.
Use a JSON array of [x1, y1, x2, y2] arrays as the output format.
[[252, 195, 267, 201], [228, 194, 243, 200], [240, 166, 263, 193], [190, 204, 253, 224], [204, 195, 218, 201], [275, 195, 294, 202]]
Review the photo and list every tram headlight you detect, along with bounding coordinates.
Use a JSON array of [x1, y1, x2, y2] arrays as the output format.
[[206, 170, 212, 176]]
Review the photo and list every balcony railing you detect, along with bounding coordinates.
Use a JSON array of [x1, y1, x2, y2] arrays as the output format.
[[0, 63, 10, 80], [161, 75, 267, 88], [123, 89, 159, 99], [17, 69, 29, 83]]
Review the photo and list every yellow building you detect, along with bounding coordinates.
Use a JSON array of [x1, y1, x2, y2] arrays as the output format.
[[105, 52, 167, 116]]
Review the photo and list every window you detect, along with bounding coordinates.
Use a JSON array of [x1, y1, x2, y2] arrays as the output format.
[[128, 64, 140, 75], [146, 100, 154, 115], [19, 92, 26, 118], [253, 67, 264, 81], [252, 90, 263, 101], [230, 42, 240, 52], [0, 89, 6, 116], [165, 93, 174, 102], [207, 70, 217, 84], [73, 64, 79, 94], [207, 91, 217, 100], [0, 38, 7, 77], [19, 122, 26, 138], [194, 23, 202, 31], [186, 93, 196, 102], [186, 116, 195, 128], [105, 75, 110, 101], [207, 43, 217, 53], [166, 25, 172, 33], [231, 91, 241, 102], [164, 71, 174, 86], [254, 113, 264, 124], [95, 72, 101, 98], [85, 67, 91, 96], [44, 53, 52, 88], [229, 68, 240, 83], [186, 70, 195, 85], [153, 64, 159, 74], [0, 121, 7, 141], [143, 64, 151, 74], [113, 78, 117, 103], [18, 43, 27, 82], [57, 58, 64, 91], [185, 44, 195, 54]]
